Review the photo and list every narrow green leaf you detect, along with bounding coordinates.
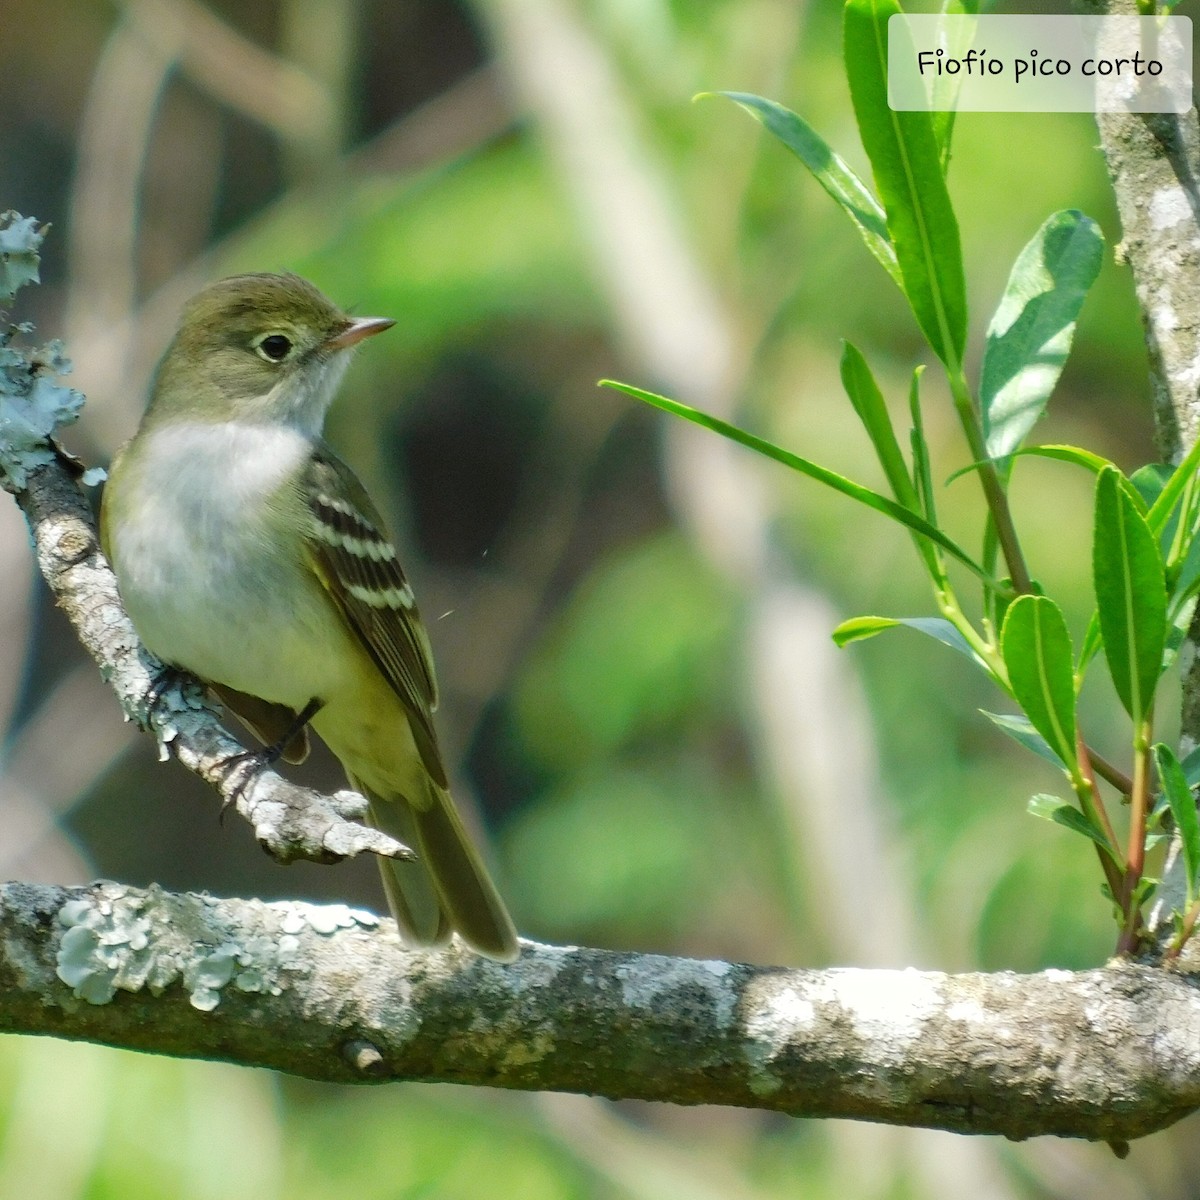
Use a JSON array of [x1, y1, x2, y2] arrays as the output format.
[[1147, 430, 1200, 536], [713, 92, 902, 288], [1154, 743, 1200, 900], [927, 8, 977, 166], [1168, 540, 1200, 618], [832, 615, 975, 658], [1001, 594, 1078, 770], [944, 443, 1114, 488], [602, 380, 997, 585], [981, 211, 1104, 464], [839, 341, 918, 508], [907, 367, 936, 521], [1027, 793, 1112, 850], [1019, 444, 1115, 475], [1163, 472, 1200, 592], [844, 0, 967, 366], [981, 710, 1063, 768], [1093, 467, 1168, 723], [1076, 611, 1102, 676]]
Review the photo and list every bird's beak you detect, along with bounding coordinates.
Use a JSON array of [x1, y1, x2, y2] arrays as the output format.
[[326, 316, 396, 351]]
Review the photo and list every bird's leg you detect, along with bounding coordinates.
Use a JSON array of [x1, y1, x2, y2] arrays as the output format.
[[143, 663, 196, 729], [218, 696, 325, 814]]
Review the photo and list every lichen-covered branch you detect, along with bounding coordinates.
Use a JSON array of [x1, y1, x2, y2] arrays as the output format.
[[2, 879, 1198, 1144], [6, 454, 409, 868]]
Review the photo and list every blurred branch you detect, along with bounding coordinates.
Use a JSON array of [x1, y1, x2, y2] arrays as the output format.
[[3, 453, 408, 870], [0, 665, 138, 883], [0, 495, 34, 745], [535, 1093, 777, 1200], [2, 878, 1198, 1145], [66, 13, 175, 414], [76, 63, 513, 453], [465, 11, 1001, 1184], [69, 0, 336, 447], [278, 0, 355, 182], [475, 0, 923, 968], [119, 0, 335, 144]]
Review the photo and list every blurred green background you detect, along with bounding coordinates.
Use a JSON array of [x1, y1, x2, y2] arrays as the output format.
[[1, 0, 1196, 1195]]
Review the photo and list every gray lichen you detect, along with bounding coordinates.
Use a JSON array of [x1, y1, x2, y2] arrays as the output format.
[[55, 883, 381, 1010], [0, 212, 89, 492]]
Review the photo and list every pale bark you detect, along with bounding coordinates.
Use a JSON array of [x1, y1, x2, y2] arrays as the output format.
[[3, 878, 1197, 1145]]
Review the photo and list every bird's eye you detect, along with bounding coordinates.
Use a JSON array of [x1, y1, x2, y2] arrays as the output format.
[[255, 333, 293, 363]]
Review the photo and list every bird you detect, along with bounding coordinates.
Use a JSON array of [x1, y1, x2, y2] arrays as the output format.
[[100, 271, 519, 961]]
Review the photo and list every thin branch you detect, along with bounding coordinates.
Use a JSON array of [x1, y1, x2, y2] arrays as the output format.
[[119, 0, 336, 144], [2, 878, 1198, 1144], [6, 453, 409, 869]]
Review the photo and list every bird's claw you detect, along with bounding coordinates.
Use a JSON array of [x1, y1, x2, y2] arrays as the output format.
[[216, 747, 277, 821]]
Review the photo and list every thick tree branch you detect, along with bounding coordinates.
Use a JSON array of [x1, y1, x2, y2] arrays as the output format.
[[2, 878, 1198, 1144], [4, 452, 410, 868]]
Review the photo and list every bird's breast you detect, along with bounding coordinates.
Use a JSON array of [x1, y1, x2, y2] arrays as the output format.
[[108, 420, 355, 707]]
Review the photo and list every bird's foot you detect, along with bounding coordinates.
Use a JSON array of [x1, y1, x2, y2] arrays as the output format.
[[216, 696, 323, 821], [143, 664, 192, 730], [216, 746, 281, 820]]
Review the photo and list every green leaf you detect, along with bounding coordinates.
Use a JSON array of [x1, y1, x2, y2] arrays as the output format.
[[1076, 611, 1102, 675], [944, 443, 1113, 488], [713, 92, 901, 289], [832, 615, 975, 658], [1146, 430, 1200, 536], [844, 0, 967, 366], [1180, 743, 1200, 788], [927, 8, 977, 166], [602, 379, 997, 586], [981, 710, 1063, 768], [1018, 444, 1114, 475], [1001, 594, 1078, 770], [1027, 793, 1112, 850], [1154, 743, 1200, 901], [1130, 462, 1171, 512], [1093, 467, 1168, 723], [839, 341, 918, 508], [981, 211, 1104, 464], [908, 366, 936, 520], [1168, 541, 1200, 619]]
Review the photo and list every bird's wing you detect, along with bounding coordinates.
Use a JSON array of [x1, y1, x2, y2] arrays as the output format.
[[301, 448, 447, 788]]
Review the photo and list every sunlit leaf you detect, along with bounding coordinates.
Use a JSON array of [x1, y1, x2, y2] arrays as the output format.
[[981, 710, 1062, 768], [1027, 793, 1111, 849], [981, 211, 1103, 464], [832, 615, 975, 658], [944, 443, 1113, 488], [713, 92, 901, 288], [844, 0, 967, 365]]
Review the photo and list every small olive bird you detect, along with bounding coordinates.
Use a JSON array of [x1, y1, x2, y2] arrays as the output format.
[[101, 272, 518, 961]]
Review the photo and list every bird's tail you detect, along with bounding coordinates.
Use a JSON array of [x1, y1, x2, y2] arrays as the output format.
[[353, 774, 519, 962]]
